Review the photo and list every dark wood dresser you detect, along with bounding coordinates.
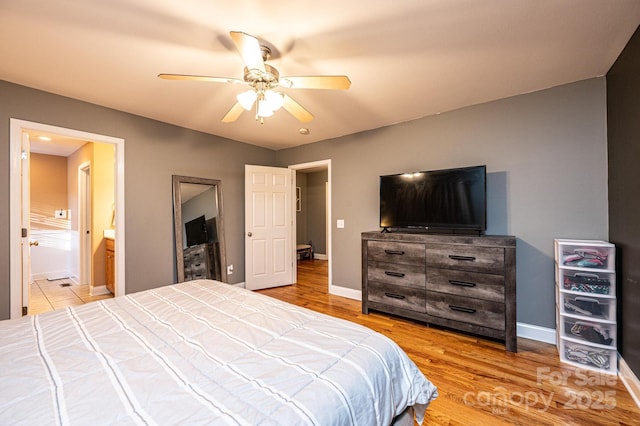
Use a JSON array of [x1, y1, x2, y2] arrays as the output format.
[[362, 231, 517, 352]]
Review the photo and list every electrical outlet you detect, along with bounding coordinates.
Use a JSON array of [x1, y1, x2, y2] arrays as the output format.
[[227, 264, 234, 275], [54, 209, 67, 219]]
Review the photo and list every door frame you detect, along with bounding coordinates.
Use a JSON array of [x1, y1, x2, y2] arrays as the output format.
[[9, 119, 126, 319], [20, 132, 31, 316], [78, 162, 92, 287], [289, 160, 332, 293]]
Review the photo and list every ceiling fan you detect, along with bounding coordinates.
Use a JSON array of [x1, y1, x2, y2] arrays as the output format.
[[159, 31, 351, 124]]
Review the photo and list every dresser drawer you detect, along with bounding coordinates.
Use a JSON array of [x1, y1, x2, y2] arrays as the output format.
[[186, 245, 207, 261], [184, 244, 210, 281], [367, 241, 425, 265], [368, 261, 425, 289], [426, 244, 504, 274], [427, 268, 504, 302], [368, 282, 426, 313], [190, 260, 209, 277], [426, 291, 505, 330]]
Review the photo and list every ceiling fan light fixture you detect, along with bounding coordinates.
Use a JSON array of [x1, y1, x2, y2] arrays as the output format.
[[161, 31, 350, 124], [257, 99, 274, 117], [237, 90, 257, 110], [264, 90, 284, 111]]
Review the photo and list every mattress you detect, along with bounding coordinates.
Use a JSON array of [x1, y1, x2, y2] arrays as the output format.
[[0, 279, 437, 425]]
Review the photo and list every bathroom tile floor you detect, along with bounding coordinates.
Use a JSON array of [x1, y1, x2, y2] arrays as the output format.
[[29, 278, 114, 315]]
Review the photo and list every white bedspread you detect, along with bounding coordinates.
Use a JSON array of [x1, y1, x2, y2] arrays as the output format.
[[1, 280, 437, 425]]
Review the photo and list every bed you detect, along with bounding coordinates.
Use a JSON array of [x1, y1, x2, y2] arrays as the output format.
[[0, 279, 437, 425]]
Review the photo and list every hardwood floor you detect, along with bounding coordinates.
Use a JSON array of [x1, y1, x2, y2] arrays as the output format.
[[259, 260, 640, 425]]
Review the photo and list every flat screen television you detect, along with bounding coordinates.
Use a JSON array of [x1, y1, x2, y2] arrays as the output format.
[[379, 165, 486, 233], [185, 215, 208, 247]]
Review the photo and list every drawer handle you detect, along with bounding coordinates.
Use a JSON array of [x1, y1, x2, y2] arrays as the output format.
[[385, 271, 406, 278], [194, 263, 202, 267], [449, 280, 476, 288], [449, 255, 476, 261], [384, 292, 406, 300], [574, 296, 600, 304], [385, 249, 405, 255], [449, 305, 476, 314]]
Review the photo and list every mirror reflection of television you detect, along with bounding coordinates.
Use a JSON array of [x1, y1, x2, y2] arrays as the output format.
[[379, 165, 486, 233], [185, 215, 208, 247]]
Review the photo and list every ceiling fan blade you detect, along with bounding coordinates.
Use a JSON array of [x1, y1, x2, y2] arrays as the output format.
[[229, 31, 266, 73], [222, 102, 245, 123], [282, 95, 314, 123], [280, 75, 351, 90], [158, 73, 243, 84]]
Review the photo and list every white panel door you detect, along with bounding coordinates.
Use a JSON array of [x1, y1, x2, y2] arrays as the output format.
[[245, 165, 294, 290]]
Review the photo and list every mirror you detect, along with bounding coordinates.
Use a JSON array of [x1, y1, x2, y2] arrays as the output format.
[[172, 175, 227, 283]]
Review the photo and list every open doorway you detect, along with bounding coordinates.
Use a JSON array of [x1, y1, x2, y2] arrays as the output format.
[[9, 119, 125, 319], [290, 160, 331, 292]]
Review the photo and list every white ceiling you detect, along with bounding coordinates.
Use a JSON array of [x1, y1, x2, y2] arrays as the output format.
[[2, 1, 639, 151], [25, 130, 88, 157]]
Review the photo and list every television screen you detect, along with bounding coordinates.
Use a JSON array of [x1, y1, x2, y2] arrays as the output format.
[[380, 165, 486, 233], [185, 215, 208, 247]]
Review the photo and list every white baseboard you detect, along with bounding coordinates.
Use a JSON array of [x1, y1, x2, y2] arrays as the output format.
[[516, 322, 557, 344], [314, 253, 327, 260], [90, 285, 111, 296], [329, 285, 361, 301], [231, 282, 246, 288], [619, 357, 640, 408], [46, 273, 71, 281]]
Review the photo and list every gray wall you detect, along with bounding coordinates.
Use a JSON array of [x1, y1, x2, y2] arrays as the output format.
[[0, 80, 275, 319], [295, 173, 308, 244], [276, 78, 609, 329], [1, 78, 610, 330], [306, 171, 328, 255], [607, 25, 640, 376], [296, 170, 328, 255]]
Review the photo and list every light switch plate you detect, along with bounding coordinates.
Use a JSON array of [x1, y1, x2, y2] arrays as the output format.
[[337, 219, 345, 228]]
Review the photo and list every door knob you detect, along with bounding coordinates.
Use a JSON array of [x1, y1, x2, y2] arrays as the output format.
[[30, 241, 39, 247], [247, 232, 252, 237]]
